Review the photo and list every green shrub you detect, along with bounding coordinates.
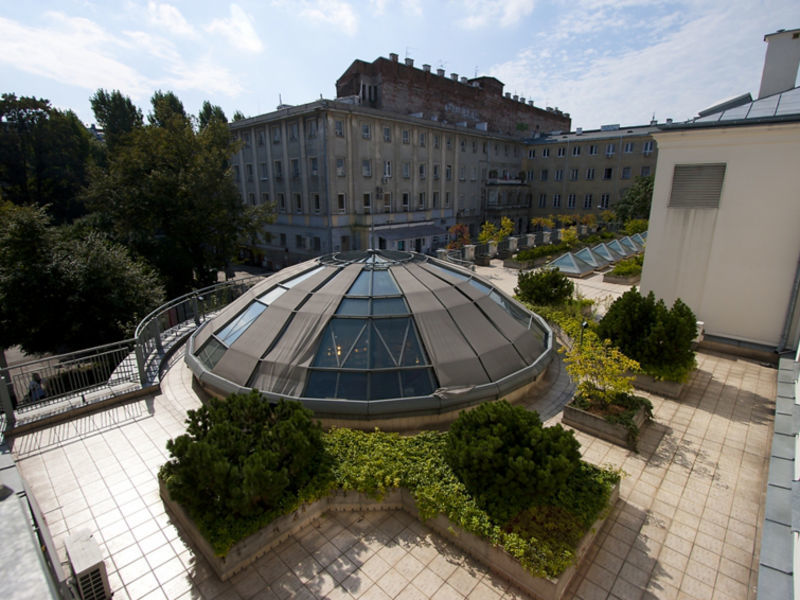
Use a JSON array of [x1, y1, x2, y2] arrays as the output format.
[[624, 218, 649, 235], [516, 241, 570, 262], [161, 392, 327, 526], [445, 400, 582, 523], [609, 255, 643, 277], [597, 289, 697, 382], [515, 268, 574, 306]]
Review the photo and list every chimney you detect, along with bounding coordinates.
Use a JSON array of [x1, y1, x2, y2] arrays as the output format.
[[520, 97, 525, 103], [460, 76, 468, 84], [422, 64, 431, 73], [437, 68, 445, 77], [758, 28, 800, 98], [451, 73, 459, 81], [389, 53, 399, 62], [405, 57, 414, 67], [505, 93, 511, 99], [513, 95, 518, 101]]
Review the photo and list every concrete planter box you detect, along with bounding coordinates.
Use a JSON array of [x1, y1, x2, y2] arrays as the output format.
[[562, 403, 648, 450], [633, 373, 685, 399], [475, 255, 492, 266], [602, 272, 641, 285], [160, 478, 618, 599], [502, 258, 532, 270]]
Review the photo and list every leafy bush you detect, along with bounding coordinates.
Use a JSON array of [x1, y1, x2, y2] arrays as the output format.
[[515, 268, 574, 306], [571, 389, 653, 451], [516, 242, 571, 262], [609, 255, 643, 277], [161, 392, 329, 547], [597, 289, 697, 382], [445, 400, 582, 523], [624, 219, 649, 235]]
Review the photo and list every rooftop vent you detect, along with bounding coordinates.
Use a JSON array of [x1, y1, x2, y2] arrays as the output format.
[[528, 100, 534, 106], [505, 93, 512, 99], [451, 73, 459, 81], [520, 97, 525, 103], [389, 53, 399, 62], [513, 95, 518, 101], [422, 64, 431, 72], [437, 68, 445, 77], [576, 127, 583, 135], [66, 530, 111, 600], [460, 76, 468, 83], [405, 58, 414, 67]]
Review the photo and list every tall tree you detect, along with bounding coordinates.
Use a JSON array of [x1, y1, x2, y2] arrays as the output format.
[[90, 89, 143, 151], [198, 101, 227, 129], [232, 110, 246, 122], [148, 90, 188, 128], [616, 175, 654, 222]]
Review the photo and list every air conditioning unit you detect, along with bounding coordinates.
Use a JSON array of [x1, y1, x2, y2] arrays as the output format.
[[65, 530, 111, 600]]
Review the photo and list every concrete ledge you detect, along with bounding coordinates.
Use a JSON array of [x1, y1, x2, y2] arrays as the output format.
[[602, 273, 641, 285], [562, 404, 648, 450], [633, 373, 684, 399], [160, 478, 619, 599]]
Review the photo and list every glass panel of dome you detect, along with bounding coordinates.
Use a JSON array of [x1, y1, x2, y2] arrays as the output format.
[[314, 319, 365, 367], [313, 329, 340, 368], [342, 325, 370, 368], [369, 323, 397, 368], [337, 372, 368, 400], [372, 270, 400, 295], [283, 265, 326, 288], [337, 298, 369, 316], [401, 368, 435, 397], [373, 318, 409, 364], [370, 371, 401, 399], [258, 287, 287, 305], [305, 371, 337, 398], [429, 263, 469, 282], [468, 278, 492, 295], [347, 271, 372, 296], [401, 327, 427, 366], [197, 338, 226, 369], [217, 302, 266, 345], [371, 297, 408, 315], [489, 290, 531, 328]]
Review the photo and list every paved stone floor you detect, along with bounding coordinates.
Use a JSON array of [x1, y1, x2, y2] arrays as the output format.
[[9, 263, 777, 599]]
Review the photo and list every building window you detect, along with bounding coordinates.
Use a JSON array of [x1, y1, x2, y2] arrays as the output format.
[[433, 164, 440, 180], [419, 132, 426, 147], [402, 162, 410, 178], [261, 192, 269, 205], [624, 142, 634, 153], [553, 193, 561, 208], [483, 142, 487, 154], [336, 158, 345, 177], [383, 160, 392, 178], [445, 165, 452, 181], [586, 168, 595, 180], [641, 166, 651, 176], [402, 130, 410, 144], [528, 149, 535, 159], [402, 192, 409, 211], [362, 159, 372, 177], [572, 146, 580, 156], [584, 194, 592, 209], [605, 143, 615, 157], [383, 126, 391, 142], [542, 148, 550, 158], [446, 136, 452, 149], [279, 233, 286, 247], [260, 162, 268, 180], [433, 135, 440, 148], [289, 122, 298, 140], [418, 192, 425, 209], [248, 192, 255, 205], [567, 193, 576, 209], [257, 131, 265, 146], [538, 194, 546, 208], [472, 141, 477, 153], [363, 192, 371, 211], [432, 191, 439, 208], [294, 193, 302, 213], [307, 118, 318, 138], [462, 140, 467, 152], [569, 168, 579, 181], [295, 234, 304, 249], [419, 163, 426, 179], [278, 193, 286, 212], [313, 237, 321, 251], [310, 157, 318, 176], [554, 169, 564, 181], [540, 169, 548, 181], [246, 163, 253, 181], [621, 166, 631, 179], [600, 193, 609, 209], [527, 170, 535, 181], [383, 192, 391, 213], [335, 120, 344, 137], [445, 192, 451, 207], [459, 166, 465, 180], [557, 147, 566, 157], [668, 163, 726, 208], [313, 193, 320, 212], [233, 164, 240, 180], [362, 123, 371, 139], [643, 140, 654, 155], [603, 167, 613, 180], [274, 160, 282, 179], [471, 167, 477, 181], [337, 193, 346, 212], [589, 144, 597, 155], [291, 158, 300, 178]]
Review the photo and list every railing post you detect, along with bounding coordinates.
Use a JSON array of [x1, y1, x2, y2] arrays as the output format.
[[0, 374, 16, 431], [152, 319, 164, 355], [192, 295, 201, 326], [135, 341, 147, 387]]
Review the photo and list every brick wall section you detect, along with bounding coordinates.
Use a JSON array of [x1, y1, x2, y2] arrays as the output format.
[[336, 57, 571, 138]]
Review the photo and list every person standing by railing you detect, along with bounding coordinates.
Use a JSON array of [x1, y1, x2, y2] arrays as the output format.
[[28, 372, 46, 402]]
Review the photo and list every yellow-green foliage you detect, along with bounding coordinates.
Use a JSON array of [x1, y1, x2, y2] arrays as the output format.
[[563, 330, 640, 405], [561, 226, 579, 247]]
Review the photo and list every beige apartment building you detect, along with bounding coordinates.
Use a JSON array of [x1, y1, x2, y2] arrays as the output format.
[[523, 124, 659, 220], [229, 100, 526, 267]]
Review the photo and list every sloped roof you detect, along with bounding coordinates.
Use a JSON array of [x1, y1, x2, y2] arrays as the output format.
[[573, 247, 611, 270], [592, 243, 625, 263], [547, 252, 596, 278], [667, 86, 800, 129]]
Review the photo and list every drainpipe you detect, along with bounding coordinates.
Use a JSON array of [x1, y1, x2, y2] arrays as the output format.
[[777, 249, 800, 353]]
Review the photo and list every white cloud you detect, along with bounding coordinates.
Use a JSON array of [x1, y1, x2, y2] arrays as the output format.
[[147, 1, 197, 37], [205, 4, 264, 53], [457, 0, 537, 30], [370, 0, 422, 17], [297, 1, 359, 36]]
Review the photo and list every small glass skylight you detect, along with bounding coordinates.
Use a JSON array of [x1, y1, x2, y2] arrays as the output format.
[[216, 302, 266, 345]]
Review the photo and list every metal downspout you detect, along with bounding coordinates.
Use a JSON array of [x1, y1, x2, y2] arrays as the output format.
[[777, 249, 800, 353]]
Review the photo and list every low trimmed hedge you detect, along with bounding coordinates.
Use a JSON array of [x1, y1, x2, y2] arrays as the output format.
[[608, 255, 643, 278]]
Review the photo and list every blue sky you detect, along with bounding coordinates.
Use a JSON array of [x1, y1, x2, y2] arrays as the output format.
[[1, 1, 798, 130]]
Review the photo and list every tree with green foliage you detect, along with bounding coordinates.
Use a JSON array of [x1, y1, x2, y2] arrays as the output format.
[[616, 175, 654, 222], [85, 91, 272, 295], [0, 203, 164, 354], [232, 110, 246, 122], [624, 218, 648, 235], [148, 90, 188, 128], [445, 400, 581, 523], [515, 267, 574, 306], [447, 223, 470, 249], [90, 89, 143, 152], [478, 216, 513, 244], [162, 393, 326, 522], [597, 288, 697, 382], [0, 93, 97, 223], [198, 101, 228, 129], [530, 216, 554, 231]]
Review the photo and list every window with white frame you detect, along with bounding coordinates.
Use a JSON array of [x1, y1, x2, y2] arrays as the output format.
[[459, 166, 465, 180], [294, 193, 302, 213], [624, 141, 634, 153], [540, 169, 548, 181], [363, 192, 371, 211], [278, 192, 286, 211], [362, 159, 372, 177], [528, 149, 535, 159], [307, 118, 317, 138], [337, 193, 346, 212], [402, 192, 409, 211], [557, 147, 566, 157], [289, 122, 298, 140], [418, 192, 425, 209], [572, 146, 580, 156], [334, 120, 344, 137], [419, 163, 426, 179], [584, 194, 592, 209], [260, 162, 268, 180], [274, 160, 282, 179], [589, 144, 597, 155], [402, 130, 409, 144], [605, 143, 615, 156], [313, 193, 320, 212], [569, 168, 579, 181], [538, 194, 546, 208], [586, 167, 595, 180], [600, 193, 609, 208], [567, 193, 576, 208], [402, 162, 410, 178], [383, 160, 392, 178], [446, 165, 452, 181], [336, 158, 345, 177], [554, 169, 564, 181], [553, 193, 561, 208], [362, 123, 371, 139], [419, 132, 426, 147], [433, 164, 440, 180], [310, 157, 318, 176], [383, 126, 391, 142], [383, 192, 391, 213], [542, 148, 550, 157], [643, 140, 654, 155], [433, 135, 440, 148]]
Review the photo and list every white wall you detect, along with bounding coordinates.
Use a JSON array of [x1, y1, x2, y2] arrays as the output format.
[[641, 123, 800, 348]]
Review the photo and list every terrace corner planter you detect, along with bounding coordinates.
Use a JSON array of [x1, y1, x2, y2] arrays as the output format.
[[475, 255, 492, 266], [602, 272, 641, 285], [633, 373, 685, 399], [503, 258, 530, 269], [159, 477, 619, 600], [562, 402, 649, 451]]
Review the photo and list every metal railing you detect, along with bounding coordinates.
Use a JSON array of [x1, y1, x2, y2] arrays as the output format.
[[1, 275, 263, 433]]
